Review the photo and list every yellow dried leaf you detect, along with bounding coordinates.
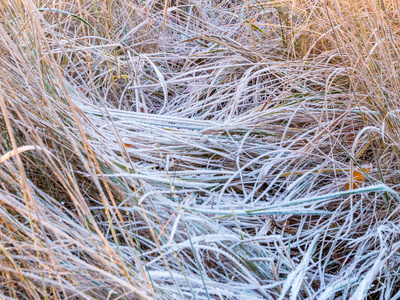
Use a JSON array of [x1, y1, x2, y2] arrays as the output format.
[[345, 166, 371, 190]]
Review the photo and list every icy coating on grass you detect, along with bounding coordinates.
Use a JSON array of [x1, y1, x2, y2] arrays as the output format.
[[0, 0, 400, 299]]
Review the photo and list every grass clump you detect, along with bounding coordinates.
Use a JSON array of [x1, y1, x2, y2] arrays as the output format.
[[1, 0, 400, 299]]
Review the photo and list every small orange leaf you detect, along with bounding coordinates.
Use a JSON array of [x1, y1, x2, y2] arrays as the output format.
[[124, 143, 133, 148], [345, 166, 371, 190], [76, 66, 87, 72]]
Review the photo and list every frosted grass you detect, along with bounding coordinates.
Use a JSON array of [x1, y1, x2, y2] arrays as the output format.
[[1, 0, 400, 299]]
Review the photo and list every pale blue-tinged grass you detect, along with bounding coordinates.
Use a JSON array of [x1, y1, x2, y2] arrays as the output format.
[[1, 0, 400, 299]]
